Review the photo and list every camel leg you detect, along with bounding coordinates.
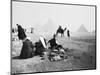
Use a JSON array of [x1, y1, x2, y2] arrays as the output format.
[[63, 34, 64, 37], [61, 34, 62, 37]]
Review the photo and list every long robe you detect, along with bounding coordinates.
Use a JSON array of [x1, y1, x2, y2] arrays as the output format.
[[20, 39, 34, 59]]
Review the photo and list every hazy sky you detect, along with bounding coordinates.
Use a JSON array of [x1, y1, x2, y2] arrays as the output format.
[[12, 1, 95, 32]]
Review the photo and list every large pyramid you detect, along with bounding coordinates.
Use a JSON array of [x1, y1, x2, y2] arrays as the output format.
[[77, 24, 88, 33], [42, 19, 57, 34]]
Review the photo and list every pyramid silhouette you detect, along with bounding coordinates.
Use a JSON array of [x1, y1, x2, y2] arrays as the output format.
[[77, 24, 88, 33], [42, 19, 57, 33]]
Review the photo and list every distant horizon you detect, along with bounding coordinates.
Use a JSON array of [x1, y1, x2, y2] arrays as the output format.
[[12, 1, 96, 32]]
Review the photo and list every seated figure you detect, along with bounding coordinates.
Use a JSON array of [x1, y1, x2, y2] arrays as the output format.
[[20, 38, 35, 59], [48, 34, 62, 50], [34, 36, 47, 57]]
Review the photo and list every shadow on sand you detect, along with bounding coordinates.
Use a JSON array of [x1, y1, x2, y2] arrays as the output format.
[[12, 56, 21, 59]]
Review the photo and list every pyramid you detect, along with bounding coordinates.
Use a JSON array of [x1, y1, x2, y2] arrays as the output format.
[[42, 19, 57, 34], [77, 24, 88, 33]]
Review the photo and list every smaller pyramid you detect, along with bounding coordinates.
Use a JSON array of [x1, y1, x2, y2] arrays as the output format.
[[77, 24, 88, 33]]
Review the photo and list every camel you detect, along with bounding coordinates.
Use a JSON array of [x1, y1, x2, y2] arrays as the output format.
[[56, 26, 67, 37]]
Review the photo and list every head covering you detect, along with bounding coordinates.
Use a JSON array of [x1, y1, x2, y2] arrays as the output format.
[[39, 36, 47, 48]]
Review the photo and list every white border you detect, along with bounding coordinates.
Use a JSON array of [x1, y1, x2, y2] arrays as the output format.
[[0, 0, 99, 75]]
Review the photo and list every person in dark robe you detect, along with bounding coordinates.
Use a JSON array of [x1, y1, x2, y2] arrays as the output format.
[[16, 24, 34, 59], [48, 34, 63, 50], [58, 25, 62, 30], [20, 38, 35, 59], [34, 36, 47, 57], [67, 29, 70, 37], [17, 24, 27, 40], [31, 27, 34, 33], [48, 34, 57, 49]]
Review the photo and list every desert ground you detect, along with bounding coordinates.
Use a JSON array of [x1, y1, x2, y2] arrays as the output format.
[[11, 32, 96, 74]]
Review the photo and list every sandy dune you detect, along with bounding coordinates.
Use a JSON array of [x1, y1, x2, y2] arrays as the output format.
[[11, 33, 96, 74]]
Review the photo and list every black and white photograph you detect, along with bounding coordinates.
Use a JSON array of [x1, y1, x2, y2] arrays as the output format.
[[11, 0, 96, 74]]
